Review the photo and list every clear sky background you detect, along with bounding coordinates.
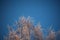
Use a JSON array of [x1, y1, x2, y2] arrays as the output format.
[[0, 0, 60, 40]]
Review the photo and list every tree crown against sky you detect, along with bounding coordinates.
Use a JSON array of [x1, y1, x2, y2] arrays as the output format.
[[4, 16, 60, 40]]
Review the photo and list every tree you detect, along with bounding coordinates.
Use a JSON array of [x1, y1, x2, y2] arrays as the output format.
[[4, 16, 58, 40]]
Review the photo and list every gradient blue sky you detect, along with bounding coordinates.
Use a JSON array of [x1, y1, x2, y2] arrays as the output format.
[[0, 0, 60, 40]]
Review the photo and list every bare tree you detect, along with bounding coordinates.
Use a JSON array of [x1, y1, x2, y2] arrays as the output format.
[[4, 16, 58, 40], [33, 22, 43, 40], [46, 26, 56, 40]]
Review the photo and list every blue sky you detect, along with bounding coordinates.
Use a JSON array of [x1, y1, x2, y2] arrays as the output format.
[[0, 0, 60, 40]]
